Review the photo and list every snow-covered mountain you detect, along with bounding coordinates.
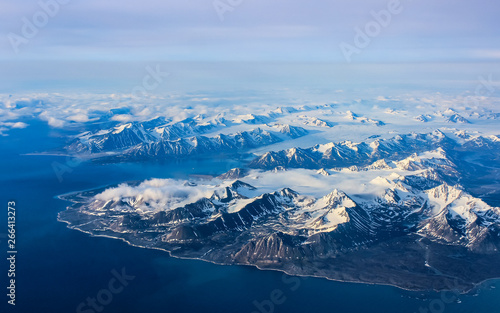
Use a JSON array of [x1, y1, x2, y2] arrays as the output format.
[[249, 130, 500, 170], [276, 124, 309, 138], [69, 122, 158, 153], [414, 114, 431, 122], [67, 119, 284, 160], [59, 145, 500, 291], [446, 113, 471, 124], [65, 107, 322, 160], [121, 128, 282, 160]]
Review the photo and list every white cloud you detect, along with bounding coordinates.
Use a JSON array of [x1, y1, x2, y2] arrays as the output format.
[[241, 168, 401, 199], [95, 178, 217, 211], [46, 117, 65, 128], [2, 122, 28, 129], [11, 122, 28, 128], [111, 114, 133, 122], [67, 114, 90, 123]]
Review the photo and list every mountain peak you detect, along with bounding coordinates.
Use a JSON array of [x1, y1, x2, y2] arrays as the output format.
[[366, 159, 393, 170], [426, 184, 463, 205], [112, 123, 133, 134], [446, 114, 470, 124], [217, 168, 248, 180], [317, 168, 330, 176], [278, 124, 309, 138], [230, 180, 256, 191], [321, 189, 355, 207]]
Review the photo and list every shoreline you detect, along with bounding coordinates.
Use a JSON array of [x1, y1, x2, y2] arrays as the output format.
[[57, 212, 498, 295]]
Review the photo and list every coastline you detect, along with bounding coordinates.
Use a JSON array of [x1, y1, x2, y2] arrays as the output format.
[[56, 211, 498, 295]]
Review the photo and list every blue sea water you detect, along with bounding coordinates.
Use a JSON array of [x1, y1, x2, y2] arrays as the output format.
[[1, 120, 499, 313]]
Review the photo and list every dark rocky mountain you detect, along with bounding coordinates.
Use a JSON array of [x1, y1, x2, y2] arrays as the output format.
[[59, 147, 500, 292]]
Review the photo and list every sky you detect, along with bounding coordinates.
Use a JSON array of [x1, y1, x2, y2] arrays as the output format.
[[0, 0, 500, 92]]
